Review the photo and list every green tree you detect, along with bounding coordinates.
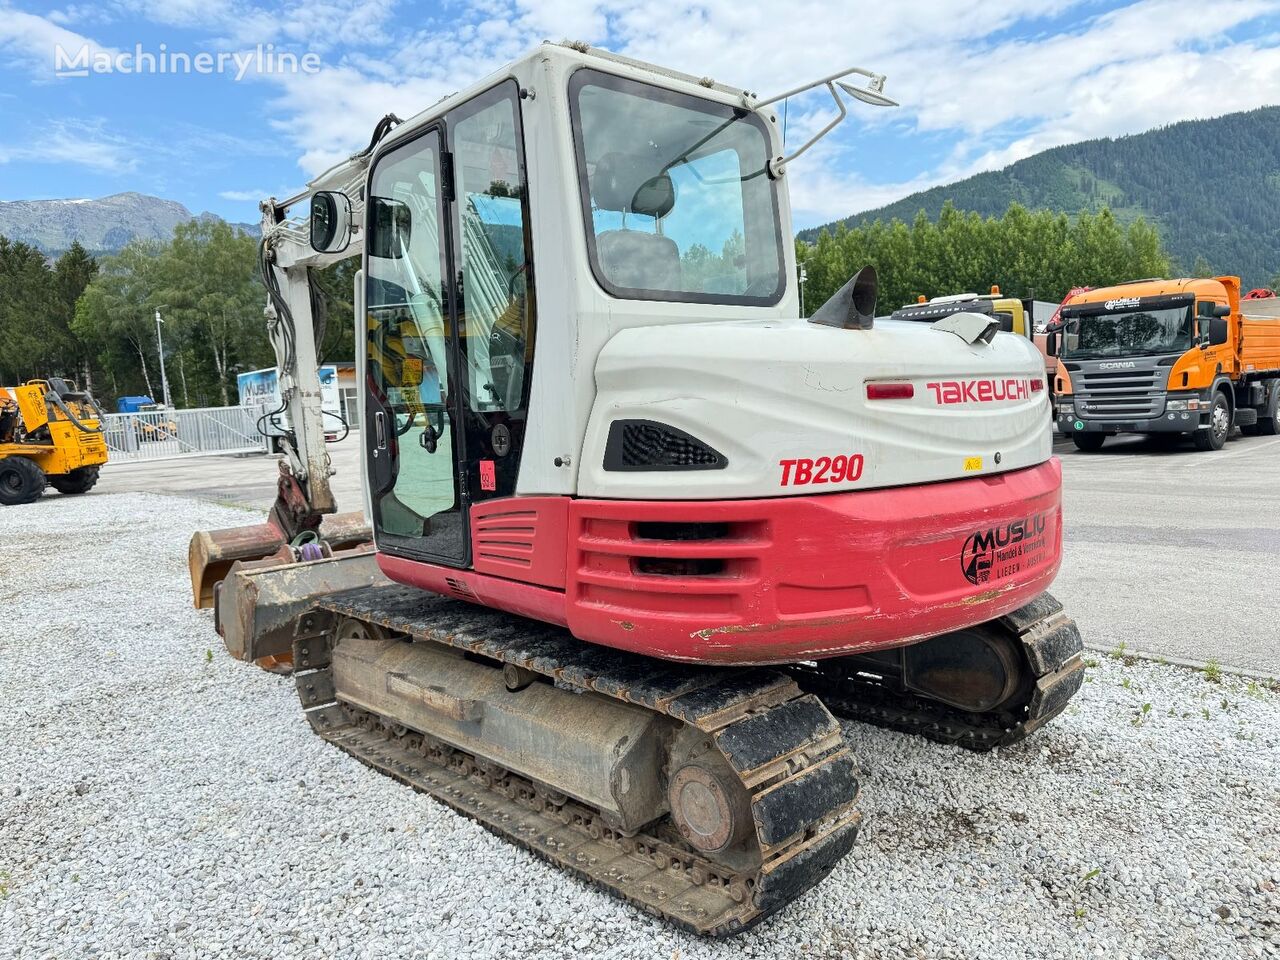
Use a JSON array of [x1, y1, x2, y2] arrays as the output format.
[[797, 202, 1173, 315], [51, 242, 100, 391], [311, 256, 358, 366], [74, 239, 167, 400], [0, 237, 56, 384], [151, 220, 264, 406], [74, 221, 269, 408]]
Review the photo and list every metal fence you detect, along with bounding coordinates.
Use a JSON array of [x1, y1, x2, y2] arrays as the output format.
[[102, 405, 269, 463]]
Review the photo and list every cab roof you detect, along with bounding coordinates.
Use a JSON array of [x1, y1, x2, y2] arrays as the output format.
[[1070, 277, 1232, 304]]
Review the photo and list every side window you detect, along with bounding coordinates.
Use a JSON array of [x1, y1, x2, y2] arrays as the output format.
[[452, 89, 533, 415]]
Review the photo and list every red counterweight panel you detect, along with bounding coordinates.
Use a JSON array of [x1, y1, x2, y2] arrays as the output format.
[[378, 459, 1064, 666]]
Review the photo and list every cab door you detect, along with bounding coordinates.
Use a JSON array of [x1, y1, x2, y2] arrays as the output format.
[[364, 82, 536, 568], [364, 124, 467, 564], [445, 81, 537, 515]]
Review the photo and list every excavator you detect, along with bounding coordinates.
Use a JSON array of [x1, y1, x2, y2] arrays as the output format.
[[187, 43, 1084, 935]]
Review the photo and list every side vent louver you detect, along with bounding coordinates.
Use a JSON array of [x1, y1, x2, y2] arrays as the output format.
[[603, 420, 727, 472]]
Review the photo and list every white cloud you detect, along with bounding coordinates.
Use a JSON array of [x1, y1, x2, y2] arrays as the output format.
[[0, 120, 137, 173], [0, 4, 117, 75], [246, 0, 1276, 219], [20, 0, 1280, 225], [113, 0, 397, 49]]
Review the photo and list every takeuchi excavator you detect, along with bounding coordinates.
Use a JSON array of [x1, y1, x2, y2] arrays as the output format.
[[187, 43, 1085, 935]]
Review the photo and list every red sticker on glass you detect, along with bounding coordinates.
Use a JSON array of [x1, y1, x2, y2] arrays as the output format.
[[479, 460, 496, 491]]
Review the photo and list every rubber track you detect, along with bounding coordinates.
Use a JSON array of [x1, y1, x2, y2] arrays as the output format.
[[291, 583, 862, 936], [790, 592, 1086, 752]]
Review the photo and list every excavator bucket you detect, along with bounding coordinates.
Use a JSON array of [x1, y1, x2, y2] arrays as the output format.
[[188, 510, 372, 608]]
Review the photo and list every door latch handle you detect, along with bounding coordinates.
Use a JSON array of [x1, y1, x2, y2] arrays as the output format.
[[374, 411, 386, 451]]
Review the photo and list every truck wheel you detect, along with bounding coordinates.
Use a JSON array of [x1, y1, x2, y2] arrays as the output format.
[[49, 465, 101, 495], [1193, 393, 1231, 451], [0, 456, 48, 505], [1072, 433, 1106, 452], [1255, 384, 1280, 436]]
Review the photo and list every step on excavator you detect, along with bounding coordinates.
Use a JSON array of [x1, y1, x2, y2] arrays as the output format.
[[0, 378, 108, 505], [188, 43, 1085, 935]]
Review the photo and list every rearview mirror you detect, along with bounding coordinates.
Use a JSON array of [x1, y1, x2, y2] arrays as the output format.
[[1209, 317, 1229, 346], [309, 191, 352, 254], [1045, 329, 1059, 357]]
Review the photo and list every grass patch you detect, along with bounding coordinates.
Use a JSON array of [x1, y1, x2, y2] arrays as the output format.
[[1203, 659, 1222, 683]]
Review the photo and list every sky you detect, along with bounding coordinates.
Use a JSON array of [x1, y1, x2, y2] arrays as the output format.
[[1, 0, 1279, 230]]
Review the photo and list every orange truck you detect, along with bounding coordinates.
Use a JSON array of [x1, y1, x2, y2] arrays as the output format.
[[1048, 276, 1280, 451]]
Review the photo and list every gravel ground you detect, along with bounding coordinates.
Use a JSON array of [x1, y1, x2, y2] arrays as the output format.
[[1, 492, 1277, 960]]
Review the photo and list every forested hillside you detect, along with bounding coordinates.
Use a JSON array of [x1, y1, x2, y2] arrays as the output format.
[[801, 107, 1280, 289]]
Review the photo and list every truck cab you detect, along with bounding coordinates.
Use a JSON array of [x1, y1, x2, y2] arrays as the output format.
[[1050, 276, 1280, 451]]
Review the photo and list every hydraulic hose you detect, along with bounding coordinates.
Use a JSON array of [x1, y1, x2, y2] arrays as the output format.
[[47, 390, 104, 433]]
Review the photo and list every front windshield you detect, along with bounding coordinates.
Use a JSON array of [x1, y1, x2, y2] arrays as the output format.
[[1060, 306, 1193, 359], [569, 68, 785, 305]]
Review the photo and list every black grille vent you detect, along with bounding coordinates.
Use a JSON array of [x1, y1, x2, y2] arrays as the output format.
[[603, 420, 727, 472]]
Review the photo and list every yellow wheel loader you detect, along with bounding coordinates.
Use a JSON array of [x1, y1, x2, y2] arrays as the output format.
[[0, 378, 109, 505]]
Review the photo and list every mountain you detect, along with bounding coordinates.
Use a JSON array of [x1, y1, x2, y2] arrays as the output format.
[[799, 107, 1280, 290], [0, 192, 259, 256]]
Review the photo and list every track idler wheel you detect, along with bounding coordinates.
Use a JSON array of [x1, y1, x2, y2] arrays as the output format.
[[900, 626, 1029, 714], [669, 761, 751, 855], [790, 592, 1085, 751]]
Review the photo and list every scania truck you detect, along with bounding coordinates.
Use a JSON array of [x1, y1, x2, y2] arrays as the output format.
[[1049, 277, 1280, 451]]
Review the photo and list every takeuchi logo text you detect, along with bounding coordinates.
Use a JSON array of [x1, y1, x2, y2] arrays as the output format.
[[54, 43, 321, 81]]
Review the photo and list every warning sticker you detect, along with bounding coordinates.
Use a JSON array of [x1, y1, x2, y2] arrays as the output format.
[[479, 459, 496, 492], [964, 456, 983, 472]]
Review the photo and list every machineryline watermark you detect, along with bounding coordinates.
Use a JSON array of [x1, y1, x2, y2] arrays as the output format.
[[55, 43, 322, 81]]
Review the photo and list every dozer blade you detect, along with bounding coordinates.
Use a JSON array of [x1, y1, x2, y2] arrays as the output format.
[[216, 550, 388, 668], [188, 510, 371, 608]]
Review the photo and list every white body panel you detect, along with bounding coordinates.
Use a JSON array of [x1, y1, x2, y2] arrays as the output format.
[[580, 318, 1050, 499]]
